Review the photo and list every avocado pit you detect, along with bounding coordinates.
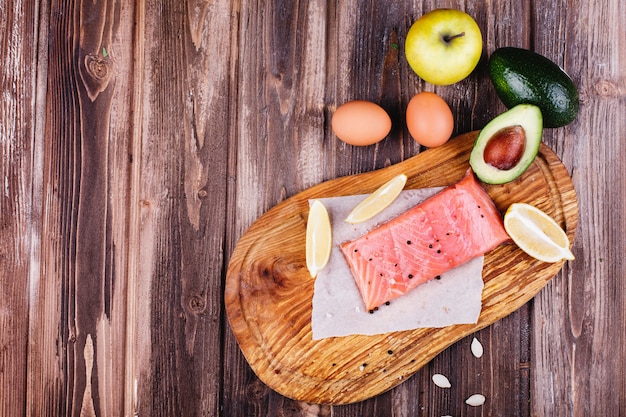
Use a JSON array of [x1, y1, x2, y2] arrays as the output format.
[[484, 125, 526, 170]]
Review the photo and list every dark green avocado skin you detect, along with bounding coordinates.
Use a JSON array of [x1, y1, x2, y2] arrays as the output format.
[[489, 47, 579, 128]]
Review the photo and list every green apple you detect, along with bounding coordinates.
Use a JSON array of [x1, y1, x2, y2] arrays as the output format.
[[405, 9, 483, 85]]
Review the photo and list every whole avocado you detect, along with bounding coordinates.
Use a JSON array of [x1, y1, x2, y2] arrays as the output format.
[[489, 47, 579, 128]]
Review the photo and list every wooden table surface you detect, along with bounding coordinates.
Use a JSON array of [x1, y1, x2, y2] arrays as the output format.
[[1, 0, 624, 416]]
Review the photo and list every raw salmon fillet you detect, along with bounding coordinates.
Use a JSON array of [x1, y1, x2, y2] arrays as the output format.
[[340, 169, 510, 311]]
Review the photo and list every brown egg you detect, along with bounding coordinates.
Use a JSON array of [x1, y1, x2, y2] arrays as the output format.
[[406, 92, 454, 147], [331, 100, 392, 146]]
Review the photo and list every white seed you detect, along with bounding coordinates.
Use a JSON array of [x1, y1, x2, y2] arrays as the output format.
[[431, 373, 451, 388], [465, 394, 486, 406], [471, 337, 484, 358]]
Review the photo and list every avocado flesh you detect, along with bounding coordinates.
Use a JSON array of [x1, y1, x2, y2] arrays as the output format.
[[470, 104, 543, 184]]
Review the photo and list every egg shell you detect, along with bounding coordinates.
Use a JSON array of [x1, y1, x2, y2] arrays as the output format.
[[406, 92, 454, 147], [332, 100, 392, 146]]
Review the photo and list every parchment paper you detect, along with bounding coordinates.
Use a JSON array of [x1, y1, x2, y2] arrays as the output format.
[[311, 189, 484, 340]]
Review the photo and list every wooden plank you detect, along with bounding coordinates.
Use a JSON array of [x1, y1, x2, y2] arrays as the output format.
[[0, 1, 38, 416], [25, 0, 132, 415], [530, 1, 626, 415], [458, 1, 534, 416], [134, 0, 235, 415], [222, 0, 334, 415]]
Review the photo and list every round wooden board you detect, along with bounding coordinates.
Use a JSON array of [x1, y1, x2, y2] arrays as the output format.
[[225, 131, 578, 404]]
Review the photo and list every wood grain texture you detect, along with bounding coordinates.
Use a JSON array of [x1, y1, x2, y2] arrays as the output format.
[[1, 0, 624, 415], [0, 1, 38, 416], [133, 0, 235, 416], [225, 131, 578, 404], [25, 0, 129, 415], [529, 0, 626, 415]]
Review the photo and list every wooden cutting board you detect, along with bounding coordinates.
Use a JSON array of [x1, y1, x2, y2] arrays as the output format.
[[225, 131, 578, 404]]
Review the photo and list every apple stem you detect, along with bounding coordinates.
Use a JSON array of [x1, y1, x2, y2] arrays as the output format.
[[443, 32, 466, 43]]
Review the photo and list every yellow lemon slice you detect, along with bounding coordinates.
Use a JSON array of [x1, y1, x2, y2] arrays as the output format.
[[306, 199, 332, 278], [504, 202, 575, 263], [345, 173, 408, 224]]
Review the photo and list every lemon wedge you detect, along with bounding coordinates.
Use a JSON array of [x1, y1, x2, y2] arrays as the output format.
[[306, 199, 332, 278], [504, 202, 575, 263], [345, 173, 408, 224]]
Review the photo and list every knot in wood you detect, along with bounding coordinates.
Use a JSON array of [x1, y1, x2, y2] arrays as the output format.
[[85, 54, 112, 81], [246, 379, 268, 401], [594, 79, 621, 98], [188, 295, 206, 313]]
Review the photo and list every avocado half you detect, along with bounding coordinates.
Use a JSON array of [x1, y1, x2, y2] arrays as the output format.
[[470, 104, 543, 184]]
